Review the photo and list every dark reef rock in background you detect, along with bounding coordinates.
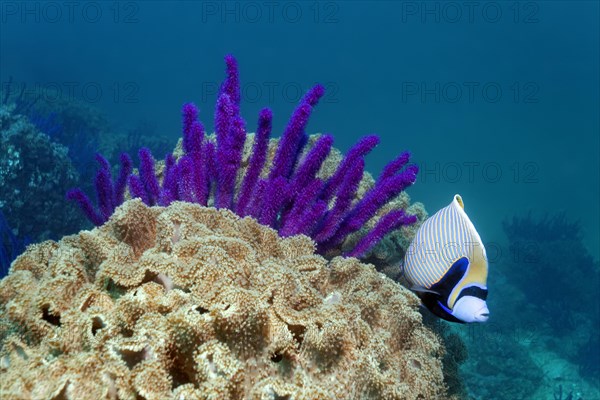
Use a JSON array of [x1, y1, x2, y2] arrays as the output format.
[[461, 324, 544, 400], [0, 104, 85, 243], [501, 212, 600, 390], [0, 210, 29, 277], [502, 212, 599, 311], [1, 80, 109, 193], [502, 212, 599, 334]]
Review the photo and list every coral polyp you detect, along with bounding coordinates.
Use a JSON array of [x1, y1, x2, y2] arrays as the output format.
[[67, 55, 419, 258]]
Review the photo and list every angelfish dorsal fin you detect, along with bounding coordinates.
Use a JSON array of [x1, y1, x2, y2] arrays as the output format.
[[454, 194, 464, 210]]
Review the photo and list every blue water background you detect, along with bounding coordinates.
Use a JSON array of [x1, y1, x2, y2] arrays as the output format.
[[2, 1, 597, 259]]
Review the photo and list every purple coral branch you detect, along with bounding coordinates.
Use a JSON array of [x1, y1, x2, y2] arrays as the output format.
[[221, 54, 241, 108], [138, 148, 160, 205], [93, 153, 114, 216], [346, 209, 417, 258], [95, 168, 114, 220], [95, 153, 111, 172], [114, 153, 133, 206], [67, 153, 132, 226], [191, 150, 209, 205], [244, 178, 268, 219], [215, 93, 233, 146], [302, 83, 325, 107], [289, 134, 334, 193], [259, 177, 289, 227], [290, 200, 328, 237], [314, 158, 365, 243], [279, 178, 324, 237], [176, 155, 195, 202], [236, 108, 272, 216], [379, 151, 411, 182], [216, 116, 246, 209], [213, 55, 242, 208], [159, 153, 177, 206], [269, 85, 325, 181], [321, 135, 379, 203], [66, 189, 105, 226], [127, 174, 149, 205], [319, 164, 419, 253], [204, 141, 217, 193], [268, 103, 311, 181], [182, 103, 202, 154]]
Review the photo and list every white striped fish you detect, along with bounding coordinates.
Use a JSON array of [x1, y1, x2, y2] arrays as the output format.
[[403, 194, 489, 323]]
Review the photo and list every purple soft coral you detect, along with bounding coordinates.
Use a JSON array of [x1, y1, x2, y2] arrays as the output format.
[[66, 153, 132, 226], [67, 55, 419, 259]]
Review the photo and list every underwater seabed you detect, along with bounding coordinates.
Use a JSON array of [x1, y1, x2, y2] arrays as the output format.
[[455, 321, 600, 400]]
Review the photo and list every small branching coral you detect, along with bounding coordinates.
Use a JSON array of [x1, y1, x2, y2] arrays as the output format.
[[67, 55, 419, 259]]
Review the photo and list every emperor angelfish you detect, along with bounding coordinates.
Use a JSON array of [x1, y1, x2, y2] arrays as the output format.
[[403, 194, 489, 323]]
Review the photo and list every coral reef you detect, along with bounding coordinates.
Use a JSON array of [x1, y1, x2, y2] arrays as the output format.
[[68, 55, 423, 259], [502, 212, 599, 311], [554, 384, 583, 400], [502, 212, 600, 373], [0, 199, 447, 399], [577, 334, 600, 381], [0, 103, 84, 242], [1, 78, 106, 186], [422, 315, 469, 399], [458, 325, 544, 400]]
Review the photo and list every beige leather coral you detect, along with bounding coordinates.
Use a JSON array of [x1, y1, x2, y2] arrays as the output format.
[[0, 199, 446, 399]]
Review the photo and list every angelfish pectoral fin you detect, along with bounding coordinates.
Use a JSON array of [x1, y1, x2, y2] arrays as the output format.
[[411, 286, 441, 295]]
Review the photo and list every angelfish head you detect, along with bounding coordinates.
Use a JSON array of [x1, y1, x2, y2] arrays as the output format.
[[417, 257, 490, 324], [451, 288, 489, 323]]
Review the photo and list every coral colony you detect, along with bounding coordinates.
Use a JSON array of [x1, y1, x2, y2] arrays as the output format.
[[67, 55, 418, 258], [2, 56, 450, 400], [0, 201, 447, 398]]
